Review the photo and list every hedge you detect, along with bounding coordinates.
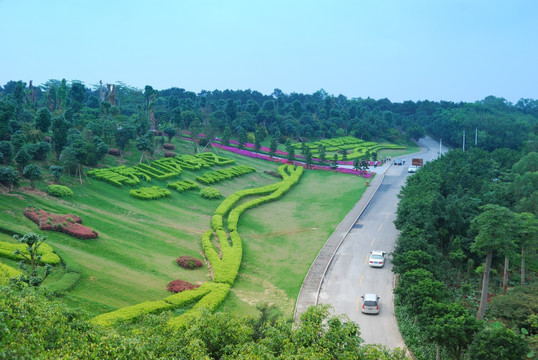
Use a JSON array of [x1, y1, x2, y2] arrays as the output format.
[[167, 179, 198, 192], [134, 163, 179, 181], [129, 186, 171, 200], [42, 247, 81, 295], [47, 185, 73, 197], [0, 262, 21, 285], [167, 282, 231, 329], [87, 166, 149, 187], [0, 241, 60, 265], [196, 165, 256, 185], [200, 187, 222, 199], [93, 281, 217, 327]]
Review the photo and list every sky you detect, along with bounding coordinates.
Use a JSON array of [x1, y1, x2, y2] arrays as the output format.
[[1, 0, 537, 103]]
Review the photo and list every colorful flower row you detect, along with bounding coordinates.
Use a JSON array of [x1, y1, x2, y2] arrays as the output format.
[[129, 186, 171, 200]]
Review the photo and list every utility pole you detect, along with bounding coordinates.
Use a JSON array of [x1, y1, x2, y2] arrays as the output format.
[[439, 138, 442, 158], [475, 127, 478, 146], [463, 130, 466, 152]]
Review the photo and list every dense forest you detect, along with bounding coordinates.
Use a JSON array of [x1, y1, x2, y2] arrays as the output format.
[[0, 79, 537, 359]]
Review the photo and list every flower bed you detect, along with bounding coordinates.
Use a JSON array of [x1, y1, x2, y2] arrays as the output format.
[[176, 255, 203, 269], [24, 207, 98, 239]]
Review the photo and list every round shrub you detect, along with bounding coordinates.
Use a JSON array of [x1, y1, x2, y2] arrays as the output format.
[[164, 151, 176, 158], [166, 279, 199, 293], [163, 143, 175, 150], [47, 184, 74, 197], [176, 255, 203, 269], [200, 187, 222, 199], [108, 148, 121, 156]]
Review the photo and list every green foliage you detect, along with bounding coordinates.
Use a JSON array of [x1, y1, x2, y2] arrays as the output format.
[[200, 187, 222, 199], [196, 165, 255, 185], [47, 184, 74, 197], [467, 322, 530, 360], [129, 186, 171, 200], [0, 239, 60, 265], [0, 262, 21, 285], [166, 179, 198, 192]]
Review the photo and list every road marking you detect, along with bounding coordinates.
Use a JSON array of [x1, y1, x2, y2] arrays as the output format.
[[356, 297, 360, 312], [385, 212, 390, 219], [370, 237, 375, 247], [359, 274, 363, 287], [364, 254, 369, 265], [378, 223, 383, 232]]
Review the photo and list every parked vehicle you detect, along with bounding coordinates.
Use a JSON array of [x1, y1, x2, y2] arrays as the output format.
[[361, 293, 380, 314], [393, 158, 403, 166], [408, 165, 418, 173], [368, 250, 386, 267]]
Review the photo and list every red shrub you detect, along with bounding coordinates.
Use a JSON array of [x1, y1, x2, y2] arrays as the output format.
[[108, 148, 121, 156], [164, 151, 176, 158], [163, 143, 175, 150], [167, 279, 199, 293], [176, 255, 203, 269], [24, 207, 98, 239]]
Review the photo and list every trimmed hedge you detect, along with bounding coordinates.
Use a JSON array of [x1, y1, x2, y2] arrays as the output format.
[[47, 185, 73, 197], [0, 240, 60, 265], [43, 247, 81, 295], [200, 187, 222, 199], [196, 165, 256, 185], [0, 262, 21, 285], [87, 166, 149, 187], [167, 179, 198, 192], [129, 186, 171, 200], [134, 163, 179, 181]]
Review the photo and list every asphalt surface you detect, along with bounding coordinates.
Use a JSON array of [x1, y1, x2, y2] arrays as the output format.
[[293, 136, 448, 350]]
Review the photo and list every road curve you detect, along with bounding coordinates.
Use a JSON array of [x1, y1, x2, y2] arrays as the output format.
[[294, 136, 448, 349]]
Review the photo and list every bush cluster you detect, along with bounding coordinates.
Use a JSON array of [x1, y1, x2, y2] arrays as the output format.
[[196, 165, 256, 185], [163, 143, 175, 150], [200, 187, 221, 199], [164, 151, 176, 158], [24, 208, 98, 239], [167, 180, 198, 193], [88, 166, 148, 187], [0, 239, 60, 265], [134, 163, 180, 181], [167, 279, 200, 293], [176, 255, 203, 269], [108, 148, 121, 156], [0, 262, 21, 285], [129, 186, 171, 200], [47, 184, 73, 197]]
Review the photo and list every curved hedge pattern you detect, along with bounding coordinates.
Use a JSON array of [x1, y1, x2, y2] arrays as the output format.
[[93, 164, 303, 328]]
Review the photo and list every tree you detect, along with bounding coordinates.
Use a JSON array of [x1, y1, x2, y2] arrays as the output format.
[[269, 136, 277, 159], [0, 166, 18, 190], [286, 139, 295, 163], [254, 134, 262, 153], [51, 116, 69, 160], [514, 212, 538, 286], [14, 147, 31, 174], [304, 146, 313, 168], [22, 164, 42, 189], [471, 204, 517, 319], [0, 100, 15, 140], [56, 79, 68, 111], [13, 233, 53, 287], [0, 141, 13, 164], [237, 129, 247, 150], [330, 154, 338, 170], [11, 130, 26, 153], [222, 126, 231, 146], [319, 144, 326, 163], [49, 165, 64, 183], [163, 126, 176, 142], [136, 133, 154, 163], [467, 322, 529, 360], [35, 108, 52, 133], [33, 141, 51, 165], [341, 148, 348, 161], [115, 126, 134, 155]]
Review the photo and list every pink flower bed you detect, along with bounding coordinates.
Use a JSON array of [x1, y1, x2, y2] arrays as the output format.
[[211, 143, 372, 178], [24, 208, 99, 239]]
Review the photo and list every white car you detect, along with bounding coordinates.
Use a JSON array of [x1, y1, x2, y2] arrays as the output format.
[[361, 293, 380, 314], [368, 250, 386, 267], [408, 165, 418, 173]]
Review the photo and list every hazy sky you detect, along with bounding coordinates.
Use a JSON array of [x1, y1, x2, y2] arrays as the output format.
[[1, 0, 537, 103]]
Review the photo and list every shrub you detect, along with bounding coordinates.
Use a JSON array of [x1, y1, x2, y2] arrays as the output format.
[[200, 187, 222, 199], [47, 184, 74, 197], [167, 279, 200, 293], [164, 151, 176, 158], [167, 179, 198, 192], [24, 208, 98, 239], [108, 148, 121, 156], [163, 143, 175, 150], [129, 186, 171, 200], [176, 255, 203, 269]]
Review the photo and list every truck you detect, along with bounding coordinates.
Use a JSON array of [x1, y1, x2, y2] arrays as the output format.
[[411, 158, 423, 167]]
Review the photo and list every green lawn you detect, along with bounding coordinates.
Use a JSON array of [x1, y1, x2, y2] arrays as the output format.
[[0, 138, 412, 318]]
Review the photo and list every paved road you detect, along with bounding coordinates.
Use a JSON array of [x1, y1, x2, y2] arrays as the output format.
[[295, 136, 448, 350]]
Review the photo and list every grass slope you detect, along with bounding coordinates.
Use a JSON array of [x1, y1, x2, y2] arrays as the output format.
[[0, 141, 378, 318]]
